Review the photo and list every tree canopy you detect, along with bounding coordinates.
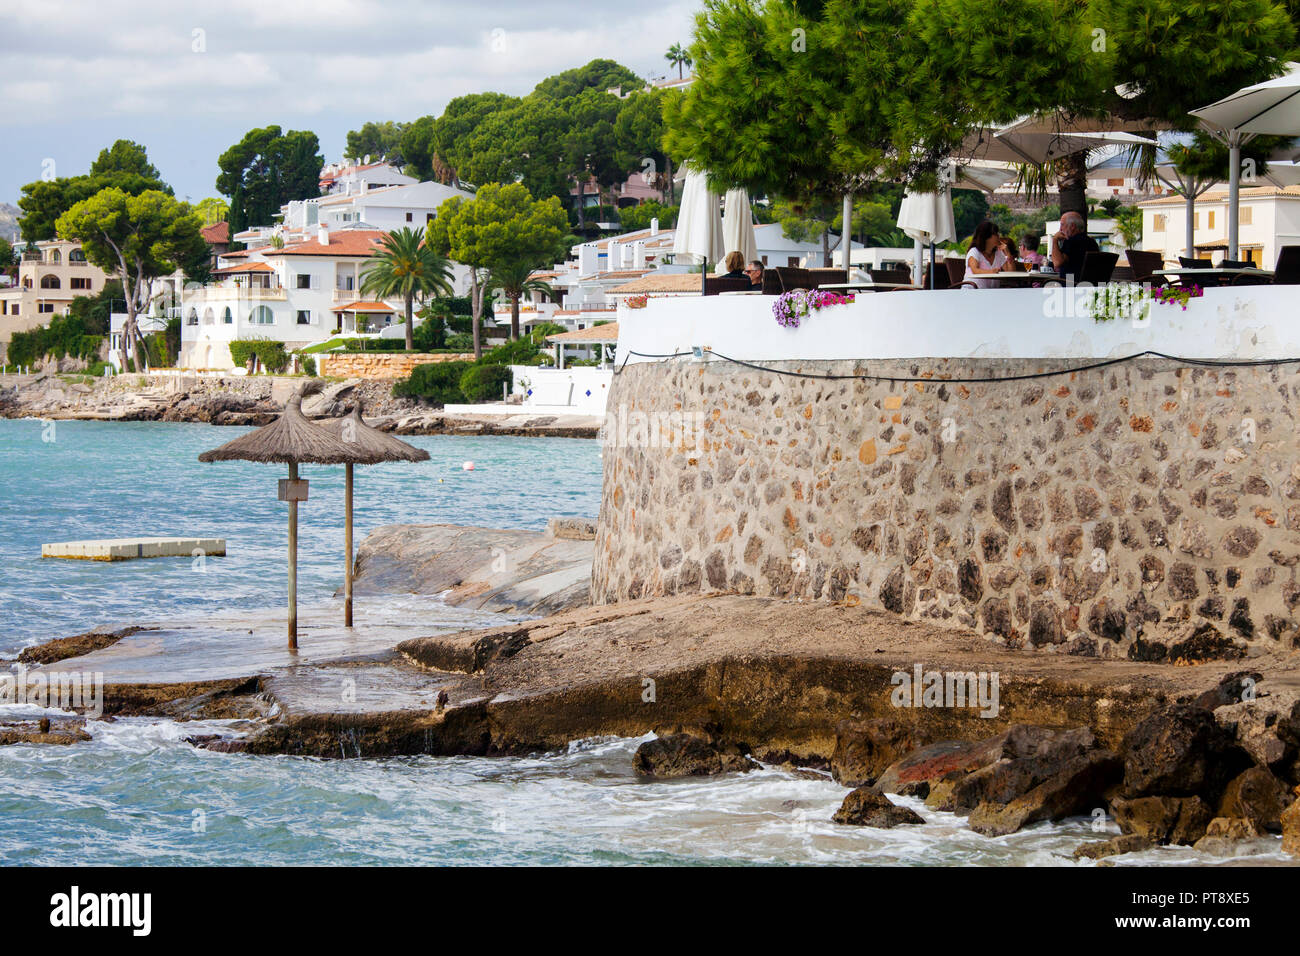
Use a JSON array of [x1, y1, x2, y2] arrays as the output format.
[[345, 120, 407, 163], [216, 126, 323, 234], [17, 139, 171, 243]]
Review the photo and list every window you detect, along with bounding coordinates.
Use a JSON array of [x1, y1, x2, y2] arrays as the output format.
[[40, 275, 60, 289], [297, 310, 312, 325], [71, 277, 91, 290], [405, 212, 413, 222], [1240, 207, 1253, 225], [222, 307, 233, 325], [39, 303, 54, 313], [46, 249, 61, 264], [787, 257, 800, 267], [1107, 178, 1124, 187], [1208, 211, 1216, 230], [1193, 213, 1199, 229], [186, 308, 199, 326], [250, 306, 274, 325], [296, 274, 312, 290], [69, 248, 86, 263], [203, 308, 215, 325], [426, 213, 434, 222], [1152, 215, 1167, 233]]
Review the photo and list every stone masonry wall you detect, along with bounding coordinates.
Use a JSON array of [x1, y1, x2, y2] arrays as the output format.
[[317, 352, 474, 380], [591, 357, 1300, 659]]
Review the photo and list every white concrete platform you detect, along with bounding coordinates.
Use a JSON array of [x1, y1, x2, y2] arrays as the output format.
[[41, 537, 226, 561]]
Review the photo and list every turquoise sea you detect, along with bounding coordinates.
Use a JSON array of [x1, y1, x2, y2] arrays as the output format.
[[0, 420, 1290, 865]]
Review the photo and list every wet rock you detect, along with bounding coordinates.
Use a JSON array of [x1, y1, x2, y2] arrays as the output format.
[[933, 726, 1104, 812], [1071, 834, 1155, 860], [0, 717, 92, 746], [1166, 623, 1246, 664], [874, 737, 1007, 796], [967, 750, 1123, 836], [1189, 671, 1263, 711], [1200, 816, 1264, 842], [832, 786, 925, 828], [632, 733, 759, 778], [1120, 704, 1247, 799], [1110, 795, 1214, 845], [16, 625, 148, 665], [1216, 766, 1293, 832], [831, 718, 920, 787]]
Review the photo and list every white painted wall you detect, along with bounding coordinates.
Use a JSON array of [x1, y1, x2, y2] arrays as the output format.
[[510, 365, 612, 412], [616, 286, 1300, 363]]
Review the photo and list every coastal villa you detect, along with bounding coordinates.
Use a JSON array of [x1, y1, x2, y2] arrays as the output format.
[[0, 239, 112, 362], [1138, 185, 1300, 267], [179, 225, 394, 370]]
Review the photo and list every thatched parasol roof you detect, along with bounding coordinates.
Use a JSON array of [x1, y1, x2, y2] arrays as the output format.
[[198, 383, 386, 465], [319, 401, 430, 464]]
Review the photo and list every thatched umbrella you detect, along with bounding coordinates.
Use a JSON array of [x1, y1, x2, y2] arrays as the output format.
[[199, 383, 383, 649], [320, 401, 429, 626]]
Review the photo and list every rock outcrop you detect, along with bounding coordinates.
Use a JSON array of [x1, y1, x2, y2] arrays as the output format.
[[632, 733, 759, 778], [833, 787, 925, 828]]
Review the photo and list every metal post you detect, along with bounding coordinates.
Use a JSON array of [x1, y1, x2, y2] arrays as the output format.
[[1228, 135, 1241, 260], [1185, 191, 1195, 261], [287, 460, 298, 650], [843, 192, 853, 283], [344, 463, 354, 628]]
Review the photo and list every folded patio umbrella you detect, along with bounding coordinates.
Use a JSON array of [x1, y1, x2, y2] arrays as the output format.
[[673, 163, 725, 291], [722, 187, 759, 267]]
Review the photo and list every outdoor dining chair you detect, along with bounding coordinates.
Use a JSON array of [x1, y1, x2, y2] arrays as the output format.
[[703, 276, 754, 296], [1231, 245, 1300, 285], [1078, 251, 1119, 286]]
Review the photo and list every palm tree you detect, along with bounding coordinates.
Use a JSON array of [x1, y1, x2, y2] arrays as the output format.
[[665, 43, 692, 80], [359, 227, 454, 350], [487, 261, 554, 341]]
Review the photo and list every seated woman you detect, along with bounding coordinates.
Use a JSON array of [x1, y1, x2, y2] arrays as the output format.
[[964, 220, 1016, 288], [720, 250, 748, 280], [1019, 232, 1046, 269]]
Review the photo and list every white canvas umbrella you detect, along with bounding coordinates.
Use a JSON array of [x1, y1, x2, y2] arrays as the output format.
[[673, 164, 725, 291], [1190, 64, 1300, 257], [898, 183, 957, 288], [722, 187, 758, 267]]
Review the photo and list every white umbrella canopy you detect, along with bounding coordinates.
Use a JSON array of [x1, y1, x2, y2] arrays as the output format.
[[673, 164, 725, 272], [1189, 65, 1300, 135], [897, 186, 956, 288], [722, 187, 759, 265], [1189, 66, 1300, 256]]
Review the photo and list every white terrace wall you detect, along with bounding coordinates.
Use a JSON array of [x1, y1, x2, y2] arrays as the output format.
[[592, 287, 1300, 659]]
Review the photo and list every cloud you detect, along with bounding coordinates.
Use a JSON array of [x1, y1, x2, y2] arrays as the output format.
[[0, 0, 700, 201]]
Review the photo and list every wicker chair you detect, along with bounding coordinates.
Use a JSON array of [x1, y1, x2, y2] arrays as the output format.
[[1231, 245, 1300, 285], [1077, 251, 1119, 286], [1124, 249, 1165, 283], [703, 276, 754, 296]]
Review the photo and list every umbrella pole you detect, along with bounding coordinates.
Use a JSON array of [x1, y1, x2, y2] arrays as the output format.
[[345, 462, 354, 627], [701, 257, 707, 294], [843, 192, 853, 283], [929, 241, 937, 290], [288, 461, 298, 651]]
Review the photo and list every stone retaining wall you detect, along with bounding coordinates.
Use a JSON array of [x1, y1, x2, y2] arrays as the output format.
[[317, 352, 473, 380], [591, 357, 1300, 658]]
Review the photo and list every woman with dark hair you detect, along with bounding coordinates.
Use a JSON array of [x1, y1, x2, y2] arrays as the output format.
[[964, 220, 1015, 288]]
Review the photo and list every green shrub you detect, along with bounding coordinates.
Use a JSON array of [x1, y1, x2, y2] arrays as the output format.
[[341, 337, 406, 352], [391, 360, 472, 404], [86, 361, 112, 377], [412, 316, 447, 351], [229, 339, 289, 373], [446, 314, 473, 335], [459, 364, 513, 402], [300, 355, 317, 376], [445, 333, 474, 351]]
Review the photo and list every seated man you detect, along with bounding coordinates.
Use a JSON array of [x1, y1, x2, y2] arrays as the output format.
[[745, 260, 765, 290], [1050, 212, 1099, 280]]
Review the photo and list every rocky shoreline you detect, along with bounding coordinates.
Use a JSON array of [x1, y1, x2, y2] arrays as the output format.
[[0, 372, 599, 437]]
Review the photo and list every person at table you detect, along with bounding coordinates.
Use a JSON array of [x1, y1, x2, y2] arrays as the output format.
[[720, 250, 748, 280], [999, 235, 1025, 271], [964, 220, 1017, 288], [745, 260, 765, 290], [1019, 232, 1046, 268], [1050, 212, 1099, 281]]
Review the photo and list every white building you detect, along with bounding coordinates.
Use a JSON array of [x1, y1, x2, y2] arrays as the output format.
[[1138, 185, 1300, 268]]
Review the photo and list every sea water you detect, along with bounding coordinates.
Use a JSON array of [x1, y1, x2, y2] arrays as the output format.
[[0, 420, 1290, 865]]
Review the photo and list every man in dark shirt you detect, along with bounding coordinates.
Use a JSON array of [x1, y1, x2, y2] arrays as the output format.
[[745, 260, 765, 290], [1050, 211, 1099, 281]]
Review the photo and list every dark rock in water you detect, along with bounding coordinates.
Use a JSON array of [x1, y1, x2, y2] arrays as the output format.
[[1200, 816, 1264, 842], [833, 786, 925, 828], [186, 735, 249, 754], [873, 737, 1006, 796], [633, 733, 759, 778], [17, 625, 149, 665], [1120, 704, 1247, 799], [1072, 834, 1155, 860], [1111, 795, 1214, 845], [934, 725, 1103, 813], [0, 716, 91, 746], [831, 717, 920, 787], [1216, 766, 1293, 832], [968, 751, 1123, 836]]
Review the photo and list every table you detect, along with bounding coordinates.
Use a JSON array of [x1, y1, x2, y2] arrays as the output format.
[[717, 289, 763, 295], [817, 281, 913, 292], [983, 272, 1065, 287], [1152, 267, 1273, 287]]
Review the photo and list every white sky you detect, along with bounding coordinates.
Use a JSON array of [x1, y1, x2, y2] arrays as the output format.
[[0, 0, 700, 205]]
